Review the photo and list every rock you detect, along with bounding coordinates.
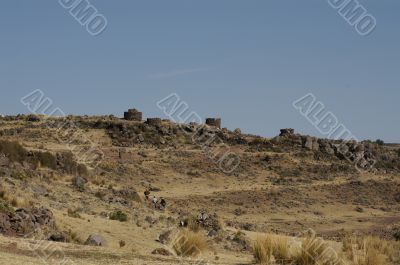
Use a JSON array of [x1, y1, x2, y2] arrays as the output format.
[[85, 234, 107, 247], [113, 188, 141, 203], [241, 223, 254, 231], [279, 128, 294, 137], [48, 232, 67, 242], [151, 248, 172, 256], [72, 176, 87, 192], [0, 154, 10, 167], [145, 216, 156, 224], [0, 207, 55, 237], [233, 128, 242, 135], [208, 230, 218, 237], [158, 230, 172, 244]]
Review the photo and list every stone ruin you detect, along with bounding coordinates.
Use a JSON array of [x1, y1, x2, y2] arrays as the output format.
[[280, 128, 295, 137], [205, 118, 221, 129], [124, 108, 142, 121], [146, 118, 162, 126]]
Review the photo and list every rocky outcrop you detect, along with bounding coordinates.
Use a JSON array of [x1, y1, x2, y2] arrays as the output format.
[[0, 207, 55, 237], [100, 188, 142, 205], [279, 128, 294, 137]]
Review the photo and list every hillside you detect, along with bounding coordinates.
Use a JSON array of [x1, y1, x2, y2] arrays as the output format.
[[0, 114, 399, 265]]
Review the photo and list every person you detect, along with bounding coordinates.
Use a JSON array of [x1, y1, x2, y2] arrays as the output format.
[[159, 198, 166, 210], [144, 189, 150, 200], [152, 196, 158, 208], [198, 212, 208, 224]]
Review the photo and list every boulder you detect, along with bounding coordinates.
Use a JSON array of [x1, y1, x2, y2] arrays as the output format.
[[85, 234, 107, 247]]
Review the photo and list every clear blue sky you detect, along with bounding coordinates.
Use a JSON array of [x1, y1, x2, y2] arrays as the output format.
[[1, 1, 399, 142]]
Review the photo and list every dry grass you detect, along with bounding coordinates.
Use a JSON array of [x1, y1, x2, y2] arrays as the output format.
[[343, 236, 400, 265], [172, 230, 208, 257], [0, 185, 31, 209], [187, 215, 201, 232], [293, 236, 341, 265], [253, 235, 291, 264]]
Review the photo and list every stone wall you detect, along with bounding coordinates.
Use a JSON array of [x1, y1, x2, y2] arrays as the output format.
[[146, 118, 162, 126]]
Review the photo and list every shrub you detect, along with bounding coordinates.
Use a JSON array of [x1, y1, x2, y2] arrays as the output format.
[[110, 211, 128, 222], [375, 139, 384, 146], [173, 230, 208, 257]]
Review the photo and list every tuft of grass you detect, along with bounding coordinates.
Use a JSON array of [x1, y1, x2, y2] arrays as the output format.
[[343, 236, 400, 265], [253, 235, 291, 264], [0, 186, 31, 208], [186, 215, 200, 232], [293, 236, 339, 265], [173, 230, 208, 257]]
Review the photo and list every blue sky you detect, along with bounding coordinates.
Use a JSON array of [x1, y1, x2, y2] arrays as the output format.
[[1, 0, 399, 142]]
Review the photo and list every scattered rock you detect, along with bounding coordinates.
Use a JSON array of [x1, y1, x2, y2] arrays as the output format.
[[48, 232, 68, 242], [158, 230, 172, 244], [151, 248, 172, 256], [208, 229, 218, 237]]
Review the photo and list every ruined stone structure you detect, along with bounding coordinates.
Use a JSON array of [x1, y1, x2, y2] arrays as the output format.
[[146, 118, 162, 126], [280, 128, 295, 137], [124, 109, 142, 121], [205, 118, 221, 129]]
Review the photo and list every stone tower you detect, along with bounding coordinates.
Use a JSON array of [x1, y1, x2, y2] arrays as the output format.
[[124, 108, 142, 121], [205, 118, 221, 129]]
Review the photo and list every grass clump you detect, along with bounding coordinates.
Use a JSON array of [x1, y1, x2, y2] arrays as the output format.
[[109, 211, 128, 222], [253, 235, 291, 264], [293, 236, 340, 265], [173, 230, 208, 257], [343, 236, 400, 265]]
